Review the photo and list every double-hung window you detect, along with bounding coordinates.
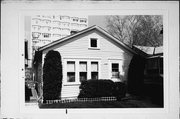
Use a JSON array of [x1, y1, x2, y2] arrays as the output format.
[[67, 61, 75, 82], [79, 62, 87, 82], [91, 62, 98, 80], [112, 63, 119, 78]]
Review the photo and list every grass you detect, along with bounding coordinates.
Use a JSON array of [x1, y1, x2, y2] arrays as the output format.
[[39, 99, 162, 108]]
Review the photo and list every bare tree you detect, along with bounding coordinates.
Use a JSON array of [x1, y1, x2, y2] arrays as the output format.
[[106, 15, 163, 47]]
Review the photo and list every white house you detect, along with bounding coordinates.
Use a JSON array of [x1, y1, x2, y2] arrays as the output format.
[[34, 25, 137, 99]]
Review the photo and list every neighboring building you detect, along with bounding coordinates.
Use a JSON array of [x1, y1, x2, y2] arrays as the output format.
[[33, 25, 137, 99], [24, 14, 88, 74], [25, 15, 33, 68], [132, 45, 163, 84], [132, 45, 163, 106], [31, 15, 88, 51], [144, 47, 163, 84], [25, 31, 32, 68]]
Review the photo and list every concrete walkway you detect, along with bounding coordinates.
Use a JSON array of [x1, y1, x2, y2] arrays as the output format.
[[31, 87, 38, 100]]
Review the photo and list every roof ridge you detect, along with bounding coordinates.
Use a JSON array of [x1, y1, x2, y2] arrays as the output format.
[[38, 25, 97, 51], [38, 25, 137, 55]]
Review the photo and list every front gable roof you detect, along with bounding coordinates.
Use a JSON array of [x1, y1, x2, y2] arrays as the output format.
[[39, 25, 137, 54]]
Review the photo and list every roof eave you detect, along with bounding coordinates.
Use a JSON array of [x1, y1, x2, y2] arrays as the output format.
[[38, 25, 96, 51], [38, 25, 137, 55]]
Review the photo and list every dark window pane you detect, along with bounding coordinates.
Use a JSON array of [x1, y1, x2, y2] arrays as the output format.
[[67, 72, 75, 82], [91, 38, 97, 47], [80, 72, 87, 82], [91, 72, 98, 80], [112, 63, 119, 78], [112, 63, 119, 72]]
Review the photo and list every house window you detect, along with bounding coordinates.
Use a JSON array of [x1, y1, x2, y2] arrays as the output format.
[[112, 63, 119, 78], [79, 62, 87, 82], [72, 18, 78, 22], [90, 38, 97, 48], [67, 61, 75, 82], [32, 32, 40, 38], [80, 19, 87, 23], [89, 38, 100, 49], [43, 33, 50, 38], [91, 62, 98, 80]]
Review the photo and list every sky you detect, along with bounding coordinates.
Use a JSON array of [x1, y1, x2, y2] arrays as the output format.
[[88, 15, 107, 30], [24, 15, 108, 32]]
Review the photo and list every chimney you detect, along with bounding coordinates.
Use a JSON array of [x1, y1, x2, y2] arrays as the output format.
[[70, 30, 78, 35]]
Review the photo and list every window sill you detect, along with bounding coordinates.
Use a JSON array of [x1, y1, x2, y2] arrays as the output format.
[[88, 47, 100, 50], [63, 82, 81, 86]]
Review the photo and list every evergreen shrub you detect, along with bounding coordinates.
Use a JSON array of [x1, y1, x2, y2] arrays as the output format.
[[127, 55, 145, 96], [114, 82, 126, 101], [43, 50, 63, 101]]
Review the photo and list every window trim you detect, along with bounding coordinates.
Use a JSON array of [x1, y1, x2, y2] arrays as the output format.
[[88, 38, 100, 50], [79, 61, 87, 82], [63, 59, 101, 85], [64, 60, 77, 85], [91, 61, 99, 80], [111, 63, 120, 78], [108, 60, 123, 81], [67, 61, 76, 83]]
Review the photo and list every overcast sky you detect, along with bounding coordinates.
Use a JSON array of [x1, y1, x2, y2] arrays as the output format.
[[88, 15, 107, 30], [25, 15, 108, 32]]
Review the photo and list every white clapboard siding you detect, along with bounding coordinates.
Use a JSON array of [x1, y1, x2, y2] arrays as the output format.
[[42, 30, 133, 98], [61, 85, 80, 98]]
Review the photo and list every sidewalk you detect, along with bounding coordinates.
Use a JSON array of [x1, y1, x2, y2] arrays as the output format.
[[31, 87, 38, 100]]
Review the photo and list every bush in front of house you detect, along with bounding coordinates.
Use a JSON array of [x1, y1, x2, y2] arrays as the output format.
[[78, 79, 126, 100], [114, 82, 127, 101], [78, 80, 115, 98], [43, 50, 63, 102]]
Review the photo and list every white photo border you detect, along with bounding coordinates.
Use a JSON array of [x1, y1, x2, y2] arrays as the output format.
[[1, 1, 179, 119]]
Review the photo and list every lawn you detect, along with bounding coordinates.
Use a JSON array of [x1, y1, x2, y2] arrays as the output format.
[[39, 99, 161, 108]]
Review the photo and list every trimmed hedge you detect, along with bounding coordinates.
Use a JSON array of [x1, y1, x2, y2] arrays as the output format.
[[43, 50, 63, 101], [78, 79, 126, 100]]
